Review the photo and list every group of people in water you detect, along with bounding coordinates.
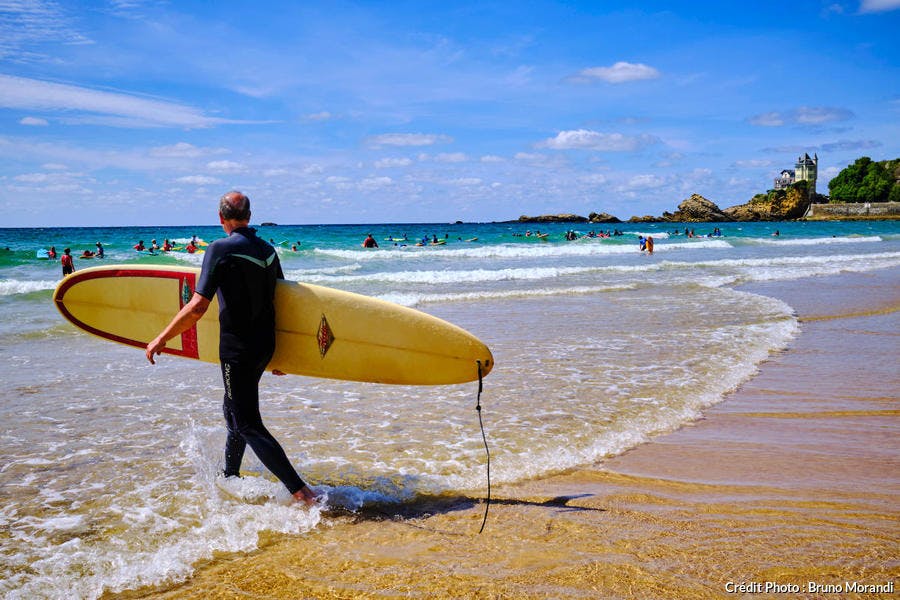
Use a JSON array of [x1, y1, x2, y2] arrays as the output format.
[[565, 229, 625, 240], [515, 229, 627, 241], [362, 233, 457, 248], [46, 242, 105, 276], [51, 234, 208, 278], [133, 236, 203, 254], [668, 227, 723, 238]]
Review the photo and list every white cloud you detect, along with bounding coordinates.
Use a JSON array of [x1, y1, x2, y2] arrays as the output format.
[[0, 74, 234, 129], [306, 111, 333, 121], [480, 155, 505, 163], [0, 1, 92, 61], [13, 170, 88, 187], [578, 62, 660, 84], [367, 133, 452, 148], [14, 172, 51, 183], [449, 177, 482, 186], [819, 139, 881, 151], [19, 116, 48, 126], [503, 65, 533, 87], [859, 0, 900, 12], [734, 159, 774, 168], [579, 174, 608, 185], [375, 157, 413, 168], [748, 112, 784, 127], [749, 106, 853, 127], [617, 174, 668, 192], [149, 142, 228, 158], [176, 175, 221, 185], [540, 129, 658, 152], [359, 176, 393, 190], [434, 152, 468, 163], [820, 166, 842, 183], [514, 152, 548, 163], [0, 135, 231, 173], [206, 160, 246, 173], [793, 106, 854, 124]]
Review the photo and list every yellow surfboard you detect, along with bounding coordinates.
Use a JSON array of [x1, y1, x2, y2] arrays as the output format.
[[53, 265, 493, 385]]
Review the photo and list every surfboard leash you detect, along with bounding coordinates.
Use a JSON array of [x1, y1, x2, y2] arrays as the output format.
[[475, 360, 491, 534]]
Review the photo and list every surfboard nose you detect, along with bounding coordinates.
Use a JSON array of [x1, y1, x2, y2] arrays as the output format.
[[478, 352, 494, 379]]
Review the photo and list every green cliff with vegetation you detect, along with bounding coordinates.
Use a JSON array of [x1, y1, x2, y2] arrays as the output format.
[[828, 156, 900, 203]]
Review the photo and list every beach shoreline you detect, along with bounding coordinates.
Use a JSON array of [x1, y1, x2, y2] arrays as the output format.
[[110, 267, 899, 599]]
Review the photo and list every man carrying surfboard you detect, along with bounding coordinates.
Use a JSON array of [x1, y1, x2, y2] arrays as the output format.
[[145, 191, 318, 506]]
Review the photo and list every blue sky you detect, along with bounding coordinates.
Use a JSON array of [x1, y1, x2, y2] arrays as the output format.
[[2, 0, 899, 227]]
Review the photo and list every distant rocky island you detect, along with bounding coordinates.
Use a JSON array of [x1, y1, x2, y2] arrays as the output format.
[[516, 155, 900, 223], [516, 188, 835, 223]]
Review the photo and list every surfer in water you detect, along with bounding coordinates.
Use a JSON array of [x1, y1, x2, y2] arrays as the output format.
[[145, 190, 319, 506]]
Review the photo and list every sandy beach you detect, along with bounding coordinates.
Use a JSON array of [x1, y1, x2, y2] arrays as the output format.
[[112, 267, 898, 599]]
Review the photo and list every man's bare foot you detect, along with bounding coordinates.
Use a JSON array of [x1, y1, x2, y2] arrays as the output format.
[[292, 484, 319, 506]]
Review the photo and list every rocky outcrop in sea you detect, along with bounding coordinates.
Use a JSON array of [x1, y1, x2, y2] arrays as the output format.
[[512, 183, 820, 223]]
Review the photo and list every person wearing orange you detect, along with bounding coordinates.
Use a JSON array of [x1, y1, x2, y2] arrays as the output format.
[[60, 248, 75, 276]]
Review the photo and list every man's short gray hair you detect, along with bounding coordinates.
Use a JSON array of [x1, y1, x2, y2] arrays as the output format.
[[219, 191, 251, 221]]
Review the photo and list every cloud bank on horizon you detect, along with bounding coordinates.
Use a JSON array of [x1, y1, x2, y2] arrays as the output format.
[[1, 0, 899, 226]]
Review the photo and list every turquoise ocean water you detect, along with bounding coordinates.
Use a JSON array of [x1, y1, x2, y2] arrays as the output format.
[[1, 219, 899, 597]]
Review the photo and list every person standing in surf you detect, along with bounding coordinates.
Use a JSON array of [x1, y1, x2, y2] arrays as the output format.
[[145, 191, 318, 506], [60, 248, 75, 276]]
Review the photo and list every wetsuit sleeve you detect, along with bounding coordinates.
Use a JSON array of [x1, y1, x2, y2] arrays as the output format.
[[195, 242, 224, 300]]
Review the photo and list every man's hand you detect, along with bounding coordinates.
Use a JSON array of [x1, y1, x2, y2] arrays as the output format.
[[144, 293, 210, 366], [146, 336, 166, 364]]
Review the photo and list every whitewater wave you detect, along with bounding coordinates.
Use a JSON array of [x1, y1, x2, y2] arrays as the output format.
[[291, 264, 662, 286], [377, 284, 637, 307], [313, 238, 731, 261], [0, 279, 57, 297], [282, 264, 363, 280], [659, 251, 900, 286], [662, 250, 900, 271], [745, 235, 884, 246]]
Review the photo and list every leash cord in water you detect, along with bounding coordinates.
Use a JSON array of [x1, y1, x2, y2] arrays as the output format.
[[475, 360, 490, 534]]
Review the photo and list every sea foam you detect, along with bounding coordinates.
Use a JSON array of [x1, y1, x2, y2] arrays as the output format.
[[0, 279, 57, 296]]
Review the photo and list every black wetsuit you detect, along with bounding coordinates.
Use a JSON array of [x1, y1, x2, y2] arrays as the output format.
[[196, 227, 306, 493]]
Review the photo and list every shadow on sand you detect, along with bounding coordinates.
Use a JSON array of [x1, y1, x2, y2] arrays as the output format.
[[323, 493, 605, 535]]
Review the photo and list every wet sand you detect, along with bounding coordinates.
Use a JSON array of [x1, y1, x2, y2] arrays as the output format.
[[121, 268, 899, 600]]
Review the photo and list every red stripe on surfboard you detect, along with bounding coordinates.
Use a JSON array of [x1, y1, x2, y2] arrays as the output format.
[[54, 267, 202, 360]]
